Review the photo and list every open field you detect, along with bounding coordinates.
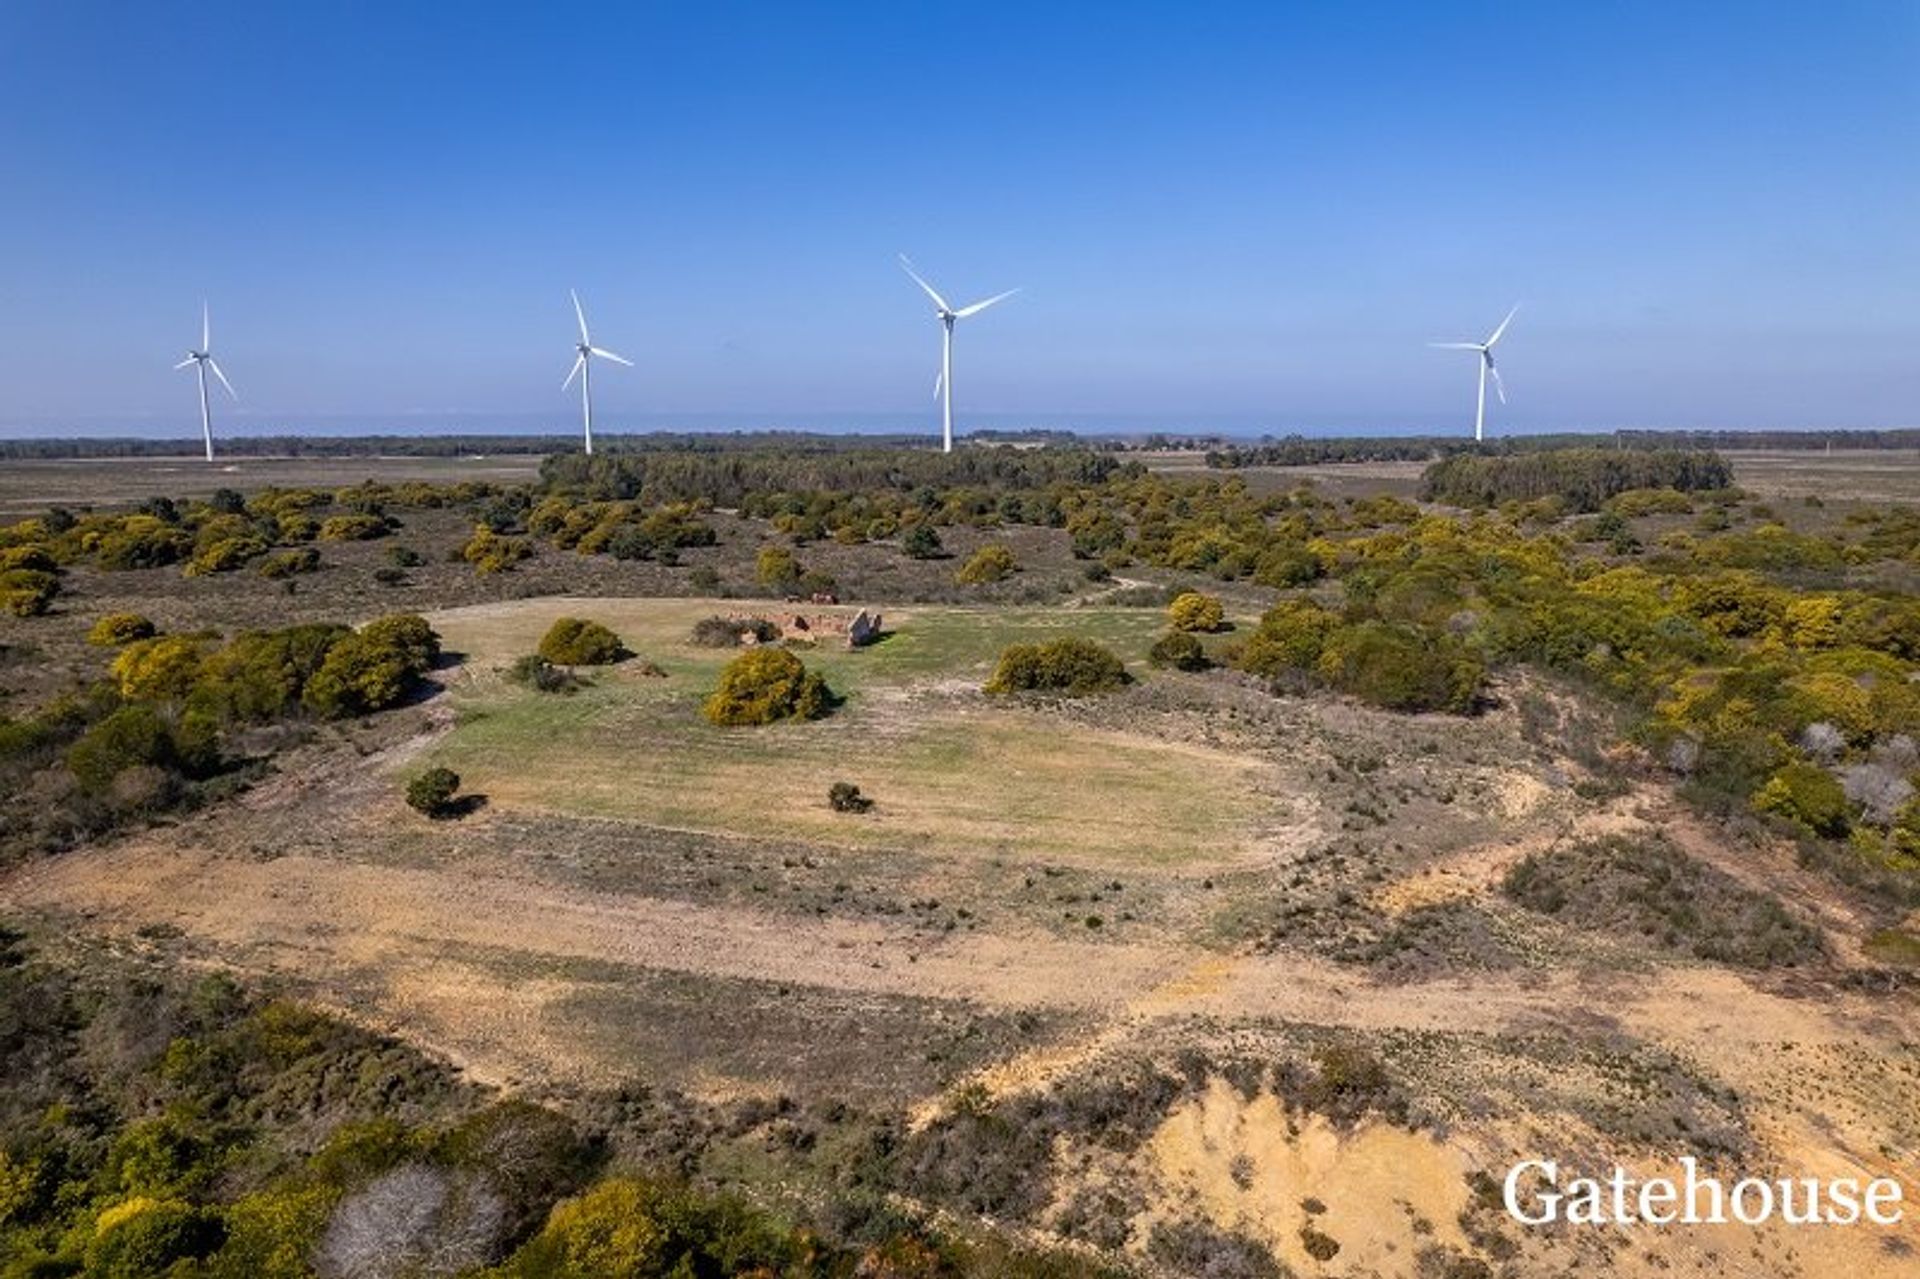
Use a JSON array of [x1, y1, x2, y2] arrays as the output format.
[[422, 598, 1280, 865]]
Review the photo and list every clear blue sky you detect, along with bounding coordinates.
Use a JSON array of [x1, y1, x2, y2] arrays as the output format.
[[1, 1, 1915, 438]]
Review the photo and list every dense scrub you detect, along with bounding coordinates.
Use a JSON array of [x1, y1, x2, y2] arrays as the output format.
[[537, 617, 628, 666], [1419, 448, 1734, 511], [0, 614, 439, 865], [0, 932, 1119, 1279]]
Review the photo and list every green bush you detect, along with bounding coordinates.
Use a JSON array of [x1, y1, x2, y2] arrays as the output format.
[[111, 636, 206, 701], [1235, 600, 1339, 677], [88, 613, 157, 647], [85, 1197, 225, 1279], [1167, 591, 1225, 633], [405, 767, 462, 818], [984, 638, 1128, 696], [67, 705, 179, 792], [755, 546, 803, 589], [318, 513, 392, 542], [1148, 631, 1209, 671], [255, 547, 321, 579], [703, 648, 833, 726], [0, 567, 58, 616], [190, 624, 351, 722], [828, 781, 873, 812], [1754, 762, 1849, 837], [507, 654, 585, 694], [462, 526, 533, 574], [691, 616, 778, 647], [903, 524, 944, 559], [1316, 622, 1483, 714], [183, 536, 269, 576], [537, 618, 627, 666], [302, 616, 439, 718], [956, 543, 1018, 585]]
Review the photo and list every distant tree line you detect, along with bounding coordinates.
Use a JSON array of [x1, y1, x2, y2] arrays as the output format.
[[1204, 428, 1920, 468], [1419, 448, 1734, 511]]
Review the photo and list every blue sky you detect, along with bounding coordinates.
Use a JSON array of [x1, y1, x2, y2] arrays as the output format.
[[0, 2, 1914, 438]]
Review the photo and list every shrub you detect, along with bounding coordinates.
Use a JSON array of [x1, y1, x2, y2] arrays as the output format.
[[1148, 631, 1209, 671], [88, 613, 157, 647], [507, 654, 586, 694], [903, 525, 944, 559], [183, 536, 269, 576], [318, 513, 392, 542], [1754, 762, 1850, 837], [405, 768, 462, 818], [85, 1197, 225, 1279], [985, 638, 1128, 696], [828, 781, 873, 813], [692, 615, 778, 647], [956, 543, 1018, 585], [0, 544, 56, 572], [463, 526, 533, 574], [67, 705, 179, 792], [256, 547, 321, 579], [537, 618, 627, 666], [302, 616, 440, 718], [1316, 622, 1483, 714], [703, 648, 834, 726], [111, 636, 205, 701], [756, 546, 803, 589], [1167, 591, 1225, 633], [0, 567, 58, 616], [190, 623, 350, 722]]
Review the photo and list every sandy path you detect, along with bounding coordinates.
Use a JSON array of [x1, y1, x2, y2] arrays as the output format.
[[6, 841, 1909, 1098]]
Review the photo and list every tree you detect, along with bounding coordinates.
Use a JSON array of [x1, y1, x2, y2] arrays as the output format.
[[703, 649, 833, 725], [537, 618, 628, 666], [1167, 591, 1225, 633]]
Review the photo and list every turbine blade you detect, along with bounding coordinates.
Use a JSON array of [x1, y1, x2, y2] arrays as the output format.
[[174, 356, 198, 370], [897, 254, 951, 312], [1428, 342, 1482, 350], [589, 346, 634, 367], [562, 354, 584, 391], [570, 289, 590, 344], [954, 287, 1020, 319], [202, 302, 210, 352], [934, 366, 945, 401], [1488, 363, 1507, 404], [1486, 304, 1520, 347], [207, 358, 237, 399]]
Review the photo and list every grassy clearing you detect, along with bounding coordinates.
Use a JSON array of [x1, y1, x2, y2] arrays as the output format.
[[418, 598, 1272, 865]]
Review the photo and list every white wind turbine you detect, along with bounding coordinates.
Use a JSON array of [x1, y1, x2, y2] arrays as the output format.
[[898, 254, 1019, 453], [1430, 304, 1520, 442], [173, 302, 237, 462], [561, 289, 633, 455]]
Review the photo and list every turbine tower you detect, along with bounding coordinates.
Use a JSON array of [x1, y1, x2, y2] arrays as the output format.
[[898, 255, 1018, 453], [1430, 305, 1520, 442], [561, 289, 632, 455], [173, 303, 237, 462]]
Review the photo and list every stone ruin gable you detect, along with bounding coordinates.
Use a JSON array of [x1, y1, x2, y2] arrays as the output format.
[[729, 608, 882, 648]]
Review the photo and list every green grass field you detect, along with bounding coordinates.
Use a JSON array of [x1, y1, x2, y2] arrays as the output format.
[[417, 598, 1272, 865]]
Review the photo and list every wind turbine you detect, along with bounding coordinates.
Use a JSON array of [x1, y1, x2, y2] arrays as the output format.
[[561, 289, 632, 455], [173, 302, 237, 462], [898, 255, 1019, 453], [1430, 305, 1520, 442]]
